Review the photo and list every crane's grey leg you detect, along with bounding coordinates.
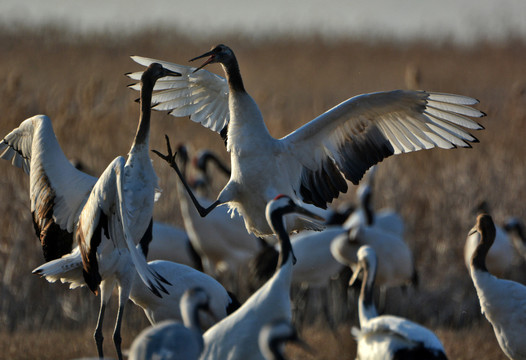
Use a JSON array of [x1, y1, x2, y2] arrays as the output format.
[[94, 300, 106, 359], [113, 303, 125, 360]]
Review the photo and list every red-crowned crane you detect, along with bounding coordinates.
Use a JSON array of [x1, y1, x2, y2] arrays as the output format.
[[200, 195, 323, 360], [469, 213, 526, 360], [3, 63, 179, 360], [128, 44, 485, 238], [464, 202, 519, 278], [351, 245, 447, 359]]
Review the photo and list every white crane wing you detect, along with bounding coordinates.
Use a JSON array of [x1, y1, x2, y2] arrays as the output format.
[[77, 156, 169, 296], [280, 90, 484, 208], [128, 56, 229, 134], [0, 115, 97, 259]]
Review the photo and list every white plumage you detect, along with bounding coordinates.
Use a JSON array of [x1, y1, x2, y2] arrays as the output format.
[[3, 63, 179, 360], [290, 228, 348, 288], [200, 195, 322, 360], [33, 247, 233, 331], [330, 223, 416, 290], [71, 159, 202, 270], [148, 222, 202, 270], [128, 287, 211, 360], [129, 259, 233, 330], [351, 246, 447, 360], [343, 166, 405, 237], [469, 213, 526, 360], [128, 44, 485, 238]]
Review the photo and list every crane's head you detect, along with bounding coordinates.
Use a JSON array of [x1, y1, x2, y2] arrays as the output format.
[[142, 62, 181, 82], [190, 44, 234, 72], [475, 213, 496, 246], [348, 245, 377, 287]]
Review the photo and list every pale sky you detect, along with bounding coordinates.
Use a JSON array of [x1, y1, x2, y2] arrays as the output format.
[[1, 0, 525, 44]]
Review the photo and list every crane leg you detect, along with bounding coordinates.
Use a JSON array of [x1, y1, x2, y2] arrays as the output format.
[[94, 301, 106, 359], [113, 303, 125, 360], [153, 135, 220, 217]]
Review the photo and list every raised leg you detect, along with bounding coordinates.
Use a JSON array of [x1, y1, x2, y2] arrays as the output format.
[[153, 135, 220, 217]]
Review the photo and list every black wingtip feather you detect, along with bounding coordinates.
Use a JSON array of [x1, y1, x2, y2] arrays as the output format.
[[148, 281, 163, 298]]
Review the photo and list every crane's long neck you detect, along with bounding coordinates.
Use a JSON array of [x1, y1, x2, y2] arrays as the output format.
[[362, 192, 374, 226], [359, 259, 379, 326], [181, 298, 203, 333], [269, 210, 294, 271], [131, 75, 155, 150], [471, 231, 492, 273], [222, 56, 245, 93]]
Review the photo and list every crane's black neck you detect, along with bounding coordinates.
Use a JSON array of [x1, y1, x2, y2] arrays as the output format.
[[269, 209, 295, 271], [133, 74, 155, 147], [201, 151, 231, 177], [189, 302, 206, 333], [471, 231, 492, 272], [176, 146, 189, 179], [223, 55, 246, 93], [362, 192, 374, 226]]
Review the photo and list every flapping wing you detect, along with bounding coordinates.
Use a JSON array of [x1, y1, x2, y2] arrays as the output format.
[[0, 115, 97, 259], [77, 157, 169, 296], [280, 90, 485, 208], [128, 56, 229, 134]]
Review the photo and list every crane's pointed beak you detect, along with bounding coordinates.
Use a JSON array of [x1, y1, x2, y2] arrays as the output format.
[[294, 205, 325, 222], [190, 50, 215, 73], [348, 264, 363, 287], [162, 69, 182, 78]]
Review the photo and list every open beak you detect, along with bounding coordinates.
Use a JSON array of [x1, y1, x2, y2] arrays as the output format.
[[189, 50, 215, 73]]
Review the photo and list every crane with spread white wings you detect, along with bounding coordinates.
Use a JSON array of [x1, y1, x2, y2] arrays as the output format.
[[128, 44, 485, 237]]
